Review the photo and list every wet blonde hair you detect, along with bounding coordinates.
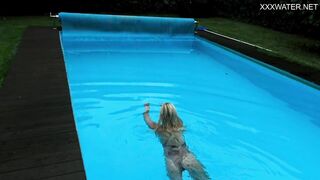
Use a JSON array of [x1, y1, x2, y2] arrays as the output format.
[[156, 103, 183, 132]]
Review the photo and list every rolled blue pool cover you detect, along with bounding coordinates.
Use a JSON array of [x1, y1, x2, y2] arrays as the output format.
[[59, 12, 196, 37]]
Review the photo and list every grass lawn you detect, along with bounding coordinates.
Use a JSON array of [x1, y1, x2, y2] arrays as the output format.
[[0, 16, 53, 86], [0, 16, 319, 87], [198, 17, 320, 70]]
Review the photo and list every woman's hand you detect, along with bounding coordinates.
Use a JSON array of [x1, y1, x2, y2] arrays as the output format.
[[143, 103, 157, 129], [144, 103, 150, 113]]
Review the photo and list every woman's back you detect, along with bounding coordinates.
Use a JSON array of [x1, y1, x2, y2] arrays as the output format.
[[156, 129, 186, 149], [143, 103, 210, 179]]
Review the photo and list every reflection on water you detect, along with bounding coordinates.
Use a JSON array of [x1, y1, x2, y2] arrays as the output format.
[[62, 38, 320, 180]]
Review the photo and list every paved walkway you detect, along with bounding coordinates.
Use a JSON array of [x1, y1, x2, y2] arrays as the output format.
[[0, 27, 86, 180]]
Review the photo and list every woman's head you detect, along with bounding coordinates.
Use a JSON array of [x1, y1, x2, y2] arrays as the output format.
[[157, 103, 183, 131]]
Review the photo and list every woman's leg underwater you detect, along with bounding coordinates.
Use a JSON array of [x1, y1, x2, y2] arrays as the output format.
[[182, 153, 210, 180], [166, 157, 183, 180]]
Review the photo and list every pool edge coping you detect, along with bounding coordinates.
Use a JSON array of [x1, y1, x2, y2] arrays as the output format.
[[195, 30, 320, 91]]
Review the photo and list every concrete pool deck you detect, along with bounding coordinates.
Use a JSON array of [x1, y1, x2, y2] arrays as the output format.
[[0, 27, 86, 179]]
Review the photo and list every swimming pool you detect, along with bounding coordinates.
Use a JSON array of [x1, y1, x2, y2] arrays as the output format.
[[59, 12, 320, 179]]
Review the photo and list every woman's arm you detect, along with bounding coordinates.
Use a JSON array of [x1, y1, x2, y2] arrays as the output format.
[[143, 103, 157, 129]]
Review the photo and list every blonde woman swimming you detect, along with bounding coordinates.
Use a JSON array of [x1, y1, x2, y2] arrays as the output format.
[[143, 103, 210, 180]]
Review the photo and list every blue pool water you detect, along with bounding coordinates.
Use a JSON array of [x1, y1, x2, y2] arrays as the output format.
[[59, 13, 320, 179]]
